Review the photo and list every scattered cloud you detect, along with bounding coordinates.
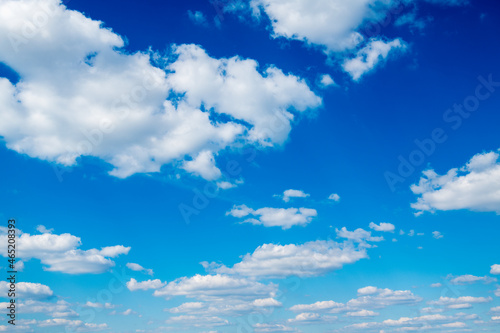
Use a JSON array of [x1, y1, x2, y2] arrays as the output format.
[[432, 231, 444, 239], [126, 278, 165, 291], [328, 193, 340, 202], [449, 274, 497, 285], [0, 228, 129, 274], [342, 38, 407, 81], [491, 264, 500, 275], [319, 74, 335, 88], [126, 262, 154, 276], [0, 281, 53, 299], [153, 274, 277, 300], [280, 189, 310, 202], [226, 204, 317, 229], [336, 227, 384, 245], [411, 150, 500, 215], [369, 222, 395, 232]]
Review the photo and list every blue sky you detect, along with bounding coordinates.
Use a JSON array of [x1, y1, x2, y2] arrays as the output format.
[[1, 0, 500, 332]]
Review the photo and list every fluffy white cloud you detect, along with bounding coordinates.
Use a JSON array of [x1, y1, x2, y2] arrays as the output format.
[[491, 264, 500, 275], [368, 222, 395, 232], [0, 0, 321, 180], [126, 262, 154, 276], [126, 278, 165, 291], [411, 150, 500, 214], [226, 204, 317, 229], [342, 38, 406, 81], [153, 274, 277, 300], [208, 240, 367, 278], [280, 189, 310, 202], [449, 274, 497, 285], [0, 228, 129, 274], [248, 0, 394, 53], [0, 282, 53, 299]]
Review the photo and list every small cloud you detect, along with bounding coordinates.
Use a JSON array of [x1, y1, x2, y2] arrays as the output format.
[[126, 263, 154, 276], [408, 230, 415, 237], [217, 181, 236, 190], [318, 74, 335, 88], [430, 283, 442, 288], [432, 231, 444, 239], [369, 222, 395, 233], [280, 189, 310, 202], [36, 225, 54, 233], [328, 193, 340, 202]]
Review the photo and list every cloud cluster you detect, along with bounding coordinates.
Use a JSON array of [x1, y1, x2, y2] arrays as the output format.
[[0, 0, 321, 180]]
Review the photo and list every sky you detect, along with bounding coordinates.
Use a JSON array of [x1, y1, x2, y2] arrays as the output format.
[[0, 0, 500, 332]]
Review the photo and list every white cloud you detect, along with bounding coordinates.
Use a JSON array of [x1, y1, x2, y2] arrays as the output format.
[[153, 274, 277, 300], [166, 315, 229, 328], [0, 0, 321, 181], [126, 262, 154, 276], [430, 283, 442, 288], [84, 301, 115, 309], [281, 189, 310, 202], [346, 310, 379, 317], [208, 240, 367, 278], [449, 274, 497, 285], [216, 181, 236, 190], [226, 204, 317, 229], [429, 296, 492, 308], [36, 225, 53, 233], [0, 282, 53, 299], [0, 229, 129, 274], [411, 150, 500, 214], [328, 193, 340, 202], [165, 298, 282, 317], [368, 222, 395, 232], [432, 231, 444, 239], [342, 38, 406, 81], [288, 312, 337, 324], [254, 323, 298, 332], [126, 278, 165, 291], [336, 227, 385, 244], [490, 264, 500, 275], [248, 0, 394, 53], [344, 313, 472, 331], [319, 74, 335, 88]]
